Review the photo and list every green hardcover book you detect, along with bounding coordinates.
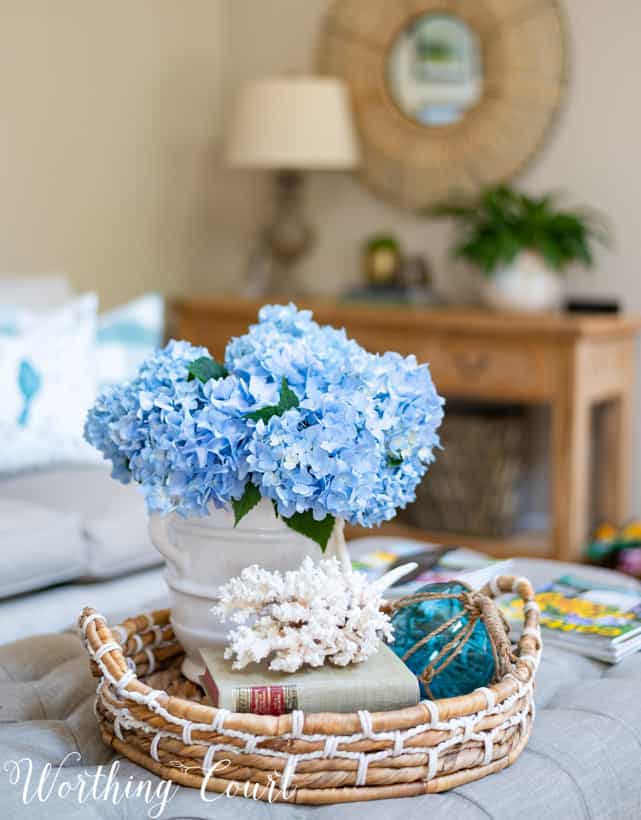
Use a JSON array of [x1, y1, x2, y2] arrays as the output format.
[[200, 643, 420, 716]]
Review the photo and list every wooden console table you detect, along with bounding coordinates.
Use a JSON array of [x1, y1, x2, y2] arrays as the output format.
[[170, 297, 641, 562]]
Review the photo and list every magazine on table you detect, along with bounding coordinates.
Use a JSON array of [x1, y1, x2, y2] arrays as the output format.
[[348, 537, 513, 596], [499, 573, 641, 663]]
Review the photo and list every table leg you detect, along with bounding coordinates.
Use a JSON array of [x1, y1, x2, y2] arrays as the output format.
[[551, 396, 592, 563], [594, 395, 632, 526]]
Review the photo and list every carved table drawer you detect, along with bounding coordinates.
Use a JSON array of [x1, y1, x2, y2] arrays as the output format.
[[419, 337, 553, 400]]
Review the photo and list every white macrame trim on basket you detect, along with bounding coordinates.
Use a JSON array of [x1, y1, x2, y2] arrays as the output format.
[[85, 608, 540, 788]]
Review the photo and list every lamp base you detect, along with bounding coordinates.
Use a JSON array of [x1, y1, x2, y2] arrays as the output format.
[[246, 171, 315, 297]]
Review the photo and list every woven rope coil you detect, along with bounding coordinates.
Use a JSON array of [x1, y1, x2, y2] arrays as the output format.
[[80, 574, 541, 805]]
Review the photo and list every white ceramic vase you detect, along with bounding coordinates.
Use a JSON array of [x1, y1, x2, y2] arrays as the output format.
[[480, 250, 562, 312], [149, 498, 320, 682]]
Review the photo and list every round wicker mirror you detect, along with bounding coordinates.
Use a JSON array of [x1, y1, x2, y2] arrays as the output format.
[[318, 0, 566, 210]]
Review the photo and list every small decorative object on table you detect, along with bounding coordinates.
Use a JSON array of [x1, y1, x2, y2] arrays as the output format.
[[399, 253, 432, 289], [388, 581, 513, 698], [363, 233, 402, 287], [431, 185, 609, 311], [344, 235, 437, 305], [80, 573, 541, 803], [84, 303, 444, 679], [213, 557, 402, 672], [587, 521, 641, 580]]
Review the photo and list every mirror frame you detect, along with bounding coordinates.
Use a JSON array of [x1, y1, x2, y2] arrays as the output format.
[[318, 0, 567, 211]]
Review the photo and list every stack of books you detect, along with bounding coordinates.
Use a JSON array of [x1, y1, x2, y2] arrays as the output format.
[[500, 573, 641, 664]]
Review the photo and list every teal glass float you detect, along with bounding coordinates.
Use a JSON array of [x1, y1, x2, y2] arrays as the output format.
[[389, 581, 508, 700]]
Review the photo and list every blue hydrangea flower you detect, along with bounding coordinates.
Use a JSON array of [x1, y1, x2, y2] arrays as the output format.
[[85, 340, 258, 516], [85, 340, 207, 486], [225, 302, 365, 401], [239, 306, 445, 527]]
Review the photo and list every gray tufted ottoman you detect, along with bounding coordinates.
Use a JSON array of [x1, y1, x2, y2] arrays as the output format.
[[1, 626, 641, 819]]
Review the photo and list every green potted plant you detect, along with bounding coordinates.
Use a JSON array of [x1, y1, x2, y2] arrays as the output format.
[[416, 37, 454, 63], [431, 185, 609, 311]]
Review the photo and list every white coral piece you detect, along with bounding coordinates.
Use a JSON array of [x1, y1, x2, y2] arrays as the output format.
[[212, 557, 393, 672]]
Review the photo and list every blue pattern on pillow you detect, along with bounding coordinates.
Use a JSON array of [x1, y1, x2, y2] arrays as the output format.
[[96, 321, 159, 346], [17, 359, 42, 426], [0, 311, 18, 335], [0, 293, 99, 473]]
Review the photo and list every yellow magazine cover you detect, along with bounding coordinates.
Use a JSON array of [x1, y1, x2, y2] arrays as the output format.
[[501, 574, 641, 641]]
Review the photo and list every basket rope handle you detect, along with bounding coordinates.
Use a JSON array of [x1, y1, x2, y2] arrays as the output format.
[[80, 608, 129, 686], [79, 607, 172, 693], [481, 575, 541, 680]]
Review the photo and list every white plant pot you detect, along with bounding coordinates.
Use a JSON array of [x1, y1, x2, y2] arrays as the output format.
[[148, 499, 318, 682], [480, 251, 562, 312]]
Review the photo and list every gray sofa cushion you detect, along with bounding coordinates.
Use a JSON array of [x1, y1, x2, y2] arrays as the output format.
[[0, 567, 167, 644], [0, 498, 86, 598], [0, 635, 639, 819], [0, 464, 161, 594]]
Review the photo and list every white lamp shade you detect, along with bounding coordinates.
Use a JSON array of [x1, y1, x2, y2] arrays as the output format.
[[226, 76, 360, 170]]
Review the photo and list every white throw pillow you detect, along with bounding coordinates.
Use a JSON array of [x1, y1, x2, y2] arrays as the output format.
[[0, 273, 73, 311], [0, 294, 99, 472]]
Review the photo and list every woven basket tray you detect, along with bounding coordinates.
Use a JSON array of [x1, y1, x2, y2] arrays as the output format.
[[79, 574, 541, 805]]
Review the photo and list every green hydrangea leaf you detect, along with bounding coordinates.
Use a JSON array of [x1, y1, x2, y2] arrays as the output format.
[[278, 378, 300, 413], [282, 510, 335, 551], [245, 377, 300, 423], [231, 482, 261, 526], [187, 356, 228, 383], [387, 455, 403, 468]]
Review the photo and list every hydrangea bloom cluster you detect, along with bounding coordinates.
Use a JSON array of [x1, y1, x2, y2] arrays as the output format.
[[226, 303, 366, 402], [213, 557, 394, 671], [237, 305, 445, 527], [85, 340, 258, 515], [85, 304, 444, 534]]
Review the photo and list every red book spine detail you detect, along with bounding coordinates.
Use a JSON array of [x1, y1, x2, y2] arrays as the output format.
[[251, 685, 285, 715], [201, 671, 298, 715]]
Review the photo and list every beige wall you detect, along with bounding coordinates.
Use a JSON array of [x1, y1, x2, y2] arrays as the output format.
[[0, 0, 227, 309]]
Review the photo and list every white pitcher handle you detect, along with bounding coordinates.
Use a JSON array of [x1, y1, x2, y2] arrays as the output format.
[[148, 513, 188, 575]]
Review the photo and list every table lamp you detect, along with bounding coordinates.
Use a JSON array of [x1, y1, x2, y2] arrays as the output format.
[[226, 76, 360, 295]]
